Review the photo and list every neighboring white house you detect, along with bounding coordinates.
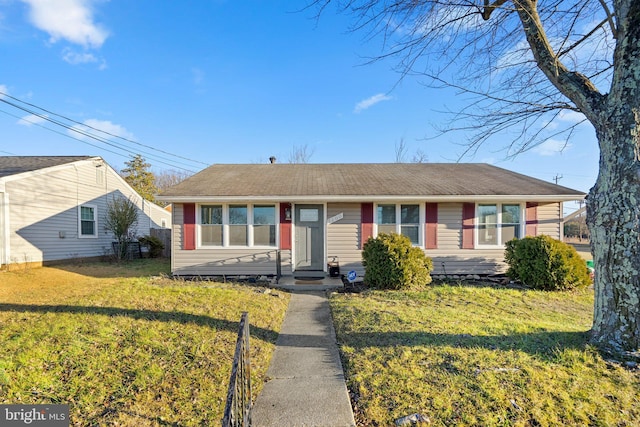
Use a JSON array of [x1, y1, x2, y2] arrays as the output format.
[[157, 162, 585, 279], [0, 156, 172, 268]]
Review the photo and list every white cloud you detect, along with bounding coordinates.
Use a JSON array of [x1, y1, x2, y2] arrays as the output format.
[[354, 93, 392, 113], [70, 119, 134, 141], [21, 0, 109, 48], [533, 138, 571, 156], [62, 47, 107, 69], [557, 110, 586, 124], [543, 109, 587, 130], [0, 84, 7, 98], [17, 113, 48, 126]]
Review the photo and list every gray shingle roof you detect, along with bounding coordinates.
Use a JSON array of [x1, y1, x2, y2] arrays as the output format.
[[0, 156, 94, 179], [159, 163, 585, 201]]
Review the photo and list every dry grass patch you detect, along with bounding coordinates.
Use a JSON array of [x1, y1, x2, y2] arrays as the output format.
[[0, 259, 290, 426], [331, 284, 640, 426]]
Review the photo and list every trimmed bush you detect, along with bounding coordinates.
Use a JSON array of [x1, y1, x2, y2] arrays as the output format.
[[362, 233, 433, 290], [138, 235, 165, 258], [504, 235, 590, 290]]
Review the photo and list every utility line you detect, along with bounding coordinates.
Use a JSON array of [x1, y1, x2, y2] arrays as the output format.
[[0, 97, 200, 171], [0, 91, 209, 171]]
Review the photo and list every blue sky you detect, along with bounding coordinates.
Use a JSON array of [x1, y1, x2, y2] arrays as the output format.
[[0, 0, 598, 212]]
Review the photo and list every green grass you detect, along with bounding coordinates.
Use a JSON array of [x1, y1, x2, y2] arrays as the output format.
[[0, 259, 290, 426], [330, 284, 640, 426]]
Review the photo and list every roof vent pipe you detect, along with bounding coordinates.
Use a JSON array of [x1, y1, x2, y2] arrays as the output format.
[[269, 156, 276, 164]]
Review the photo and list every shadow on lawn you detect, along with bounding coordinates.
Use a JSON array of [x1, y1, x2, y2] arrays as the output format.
[[0, 303, 278, 343], [40, 258, 171, 279], [338, 329, 590, 356]]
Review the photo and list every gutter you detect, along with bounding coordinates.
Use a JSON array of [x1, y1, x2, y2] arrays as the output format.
[[156, 194, 586, 204]]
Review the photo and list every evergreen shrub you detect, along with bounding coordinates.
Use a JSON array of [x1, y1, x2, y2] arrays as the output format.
[[138, 235, 165, 258], [362, 233, 433, 290], [504, 235, 590, 290]]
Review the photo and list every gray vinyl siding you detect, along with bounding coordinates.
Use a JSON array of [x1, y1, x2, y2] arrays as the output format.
[[3, 159, 171, 265], [427, 249, 507, 275], [171, 203, 184, 276], [437, 203, 462, 250], [537, 202, 562, 239], [172, 247, 290, 277], [171, 203, 290, 277], [326, 203, 364, 276], [170, 200, 566, 277], [427, 202, 506, 275]]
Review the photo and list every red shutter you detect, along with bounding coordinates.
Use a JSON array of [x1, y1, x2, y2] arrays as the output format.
[[279, 203, 292, 250], [462, 202, 475, 249], [361, 203, 374, 249], [183, 203, 196, 250], [526, 202, 538, 236], [425, 202, 438, 249]]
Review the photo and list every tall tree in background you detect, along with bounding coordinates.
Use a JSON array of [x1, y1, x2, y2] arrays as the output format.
[[121, 154, 158, 203], [315, 0, 639, 356], [154, 169, 191, 206]]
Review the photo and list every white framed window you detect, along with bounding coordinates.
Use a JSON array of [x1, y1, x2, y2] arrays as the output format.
[[476, 203, 523, 246], [253, 205, 276, 246], [198, 204, 277, 248], [78, 204, 97, 238], [229, 205, 248, 246], [201, 205, 223, 246], [375, 203, 423, 245]]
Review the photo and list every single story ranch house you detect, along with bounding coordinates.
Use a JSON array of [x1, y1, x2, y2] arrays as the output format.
[[158, 162, 585, 279]]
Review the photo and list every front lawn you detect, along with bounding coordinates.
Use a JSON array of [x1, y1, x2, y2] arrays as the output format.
[[331, 283, 639, 426], [0, 259, 290, 426]]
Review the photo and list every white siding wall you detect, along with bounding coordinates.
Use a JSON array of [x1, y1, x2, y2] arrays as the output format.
[[171, 203, 290, 277], [326, 203, 364, 276], [4, 159, 171, 266]]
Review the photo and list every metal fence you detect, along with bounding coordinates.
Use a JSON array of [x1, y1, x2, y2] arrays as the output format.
[[222, 312, 252, 427]]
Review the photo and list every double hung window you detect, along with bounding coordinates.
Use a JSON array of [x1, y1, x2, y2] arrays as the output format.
[[477, 203, 522, 246], [79, 205, 97, 238], [376, 203, 421, 245], [229, 205, 248, 246], [201, 205, 223, 246], [199, 204, 276, 247], [253, 205, 276, 246]]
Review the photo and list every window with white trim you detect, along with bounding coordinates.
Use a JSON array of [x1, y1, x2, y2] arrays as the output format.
[[199, 204, 277, 247], [376, 203, 422, 245], [201, 205, 223, 246], [477, 203, 522, 246], [253, 205, 276, 246], [229, 205, 248, 246], [79, 204, 97, 238]]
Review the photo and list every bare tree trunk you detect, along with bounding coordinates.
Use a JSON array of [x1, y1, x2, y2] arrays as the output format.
[[586, 0, 640, 356], [587, 114, 640, 355]]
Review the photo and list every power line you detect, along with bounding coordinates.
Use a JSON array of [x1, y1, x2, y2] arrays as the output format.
[[0, 98, 200, 172], [0, 91, 209, 172]]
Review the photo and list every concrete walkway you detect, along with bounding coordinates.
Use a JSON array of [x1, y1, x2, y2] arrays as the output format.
[[252, 291, 356, 427]]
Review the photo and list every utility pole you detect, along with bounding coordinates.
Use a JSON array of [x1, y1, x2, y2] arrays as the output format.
[[553, 174, 563, 184]]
